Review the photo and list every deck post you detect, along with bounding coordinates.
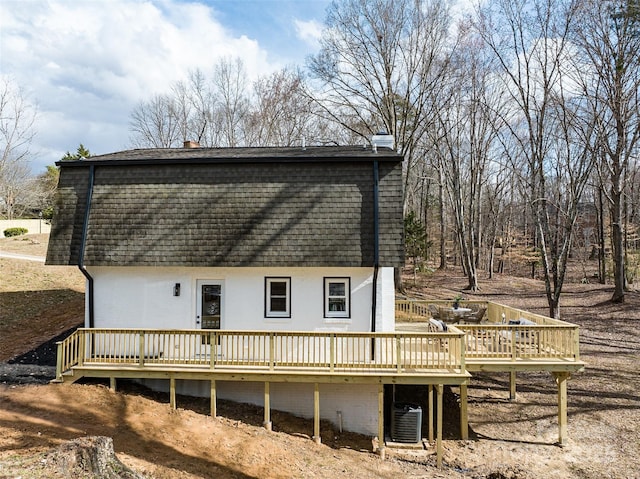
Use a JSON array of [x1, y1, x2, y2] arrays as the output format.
[[329, 334, 335, 372], [169, 377, 176, 410], [210, 379, 217, 418], [109, 377, 116, 392], [555, 372, 569, 446], [428, 384, 434, 443], [55, 341, 63, 381], [377, 383, 385, 458], [78, 331, 85, 367], [459, 383, 468, 440], [509, 371, 517, 401], [139, 333, 145, 367], [269, 333, 275, 371], [264, 382, 272, 431], [210, 333, 216, 369], [436, 384, 443, 469], [313, 383, 321, 444]]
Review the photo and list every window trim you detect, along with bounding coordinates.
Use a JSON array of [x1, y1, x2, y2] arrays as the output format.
[[323, 277, 351, 319], [264, 277, 291, 318]]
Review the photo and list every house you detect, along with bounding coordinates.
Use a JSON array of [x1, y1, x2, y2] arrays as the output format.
[[46, 140, 407, 436]]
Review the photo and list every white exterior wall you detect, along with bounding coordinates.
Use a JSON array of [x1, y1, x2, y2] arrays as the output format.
[[143, 379, 380, 436], [87, 266, 396, 333], [87, 265, 395, 435], [376, 267, 396, 333]]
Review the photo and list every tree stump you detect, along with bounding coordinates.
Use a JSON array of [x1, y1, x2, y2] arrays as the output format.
[[48, 436, 144, 478]]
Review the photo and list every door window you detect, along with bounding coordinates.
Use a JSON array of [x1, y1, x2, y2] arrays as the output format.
[[201, 284, 221, 330], [198, 282, 222, 344]]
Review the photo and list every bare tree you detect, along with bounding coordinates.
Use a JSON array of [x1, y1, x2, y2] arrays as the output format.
[[129, 60, 250, 149], [0, 78, 38, 219], [426, 22, 503, 291], [307, 0, 455, 210], [129, 93, 182, 148], [247, 68, 316, 146], [210, 57, 250, 147], [477, 0, 597, 318], [483, 163, 511, 279], [572, 0, 640, 302]]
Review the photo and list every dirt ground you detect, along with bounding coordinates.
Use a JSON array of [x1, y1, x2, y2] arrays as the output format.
[[1, 234, 639, 478]]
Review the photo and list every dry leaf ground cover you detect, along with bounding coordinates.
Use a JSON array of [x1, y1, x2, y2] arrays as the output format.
[[0, 234, 638, 478]]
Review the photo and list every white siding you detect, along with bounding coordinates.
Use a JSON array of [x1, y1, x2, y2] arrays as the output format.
[[88, 266, 396, 333], [142, 379, 380, 436], [88, 265, 395, 436], [376, 267, 396, 332]]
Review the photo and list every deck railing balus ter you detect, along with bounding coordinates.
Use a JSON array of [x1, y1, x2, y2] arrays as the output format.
[[395, 299, 581, 363], [56, 328, 466, 381]]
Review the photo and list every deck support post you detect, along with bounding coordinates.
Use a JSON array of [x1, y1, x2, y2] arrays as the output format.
[[55, 342, 63, 381], [377, 383, 385, 459], [554, 372, 570, 446], [436, 384, 443, 469], [428, 384, 434, 443], [264, 382, 272, 431], [169, 377, 176, 410], [109, 377, 116, 392], [509, 371, 517, 401], [459, 383, 468, 440], [313, 383, 321, 444], [210, 379, 217, 418]]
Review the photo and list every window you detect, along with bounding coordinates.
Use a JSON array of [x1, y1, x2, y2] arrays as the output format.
[[265, 277, 291, 318], [324, 277, 350, 319]]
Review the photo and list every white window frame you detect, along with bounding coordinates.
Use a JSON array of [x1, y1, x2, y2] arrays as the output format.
[[265, 277, 291, 318], [324, 277, 350, 319]]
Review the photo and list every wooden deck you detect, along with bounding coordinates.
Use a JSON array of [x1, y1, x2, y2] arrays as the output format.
[[55, 327, 469, 466], [56, 328, 469, 381], [54, 299, 584, 467], [396, 299, 584, 371], [396, 299, 584, 452]]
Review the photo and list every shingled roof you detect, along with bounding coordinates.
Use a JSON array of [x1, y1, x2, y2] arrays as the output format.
[[46, 146, 404, 268]]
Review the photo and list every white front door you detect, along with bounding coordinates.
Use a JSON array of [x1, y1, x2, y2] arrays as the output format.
[[196, 280, 223, 333]]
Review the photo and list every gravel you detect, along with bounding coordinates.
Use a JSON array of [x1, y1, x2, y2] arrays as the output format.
[[1, 326, 77, 385]]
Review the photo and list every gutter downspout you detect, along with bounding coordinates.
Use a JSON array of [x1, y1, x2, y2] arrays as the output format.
[[78, 164, 95, 328], [371, 158, 380, 356]]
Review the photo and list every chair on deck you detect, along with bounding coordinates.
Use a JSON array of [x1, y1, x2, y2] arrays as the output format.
[[438, 307, 456, 323], [428, 304, 441, 320], [428, 317, 447, 332], [462, 306, 487, 324]]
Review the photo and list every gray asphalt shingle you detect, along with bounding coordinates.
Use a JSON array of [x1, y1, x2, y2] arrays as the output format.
[[46, 146, 404, 267]]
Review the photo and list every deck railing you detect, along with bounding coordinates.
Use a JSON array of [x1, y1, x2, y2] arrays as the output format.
[[56, 328, 466, 380], [395, 299, 580, 362], [458, 324, 579, 360]]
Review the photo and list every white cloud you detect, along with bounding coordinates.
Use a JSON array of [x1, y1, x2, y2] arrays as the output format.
[[0, 0, 278, 172], [294, 18, 323, 49]]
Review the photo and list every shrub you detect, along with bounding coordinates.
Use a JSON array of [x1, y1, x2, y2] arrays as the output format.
[[3, 227, 28, 237]]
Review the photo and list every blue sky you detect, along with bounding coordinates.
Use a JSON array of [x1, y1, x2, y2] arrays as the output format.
[[0, 0, 331, 174]]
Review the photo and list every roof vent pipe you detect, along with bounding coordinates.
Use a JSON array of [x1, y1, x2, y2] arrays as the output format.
[[372, 131, 394, 150]]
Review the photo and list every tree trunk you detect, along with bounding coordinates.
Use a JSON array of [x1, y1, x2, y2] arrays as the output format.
[[438, 174, 447, 270], [610, 172, 625, 302], [597, 185, 606, 284]]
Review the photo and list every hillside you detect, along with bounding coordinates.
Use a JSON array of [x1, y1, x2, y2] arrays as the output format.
[[1, 233, 639, 478]]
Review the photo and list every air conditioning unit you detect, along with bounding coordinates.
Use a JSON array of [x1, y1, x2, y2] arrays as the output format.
[[390, 403, 422, 443]]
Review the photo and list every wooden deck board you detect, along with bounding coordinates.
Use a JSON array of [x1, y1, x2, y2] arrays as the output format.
[[66, 363, 470, 385]]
